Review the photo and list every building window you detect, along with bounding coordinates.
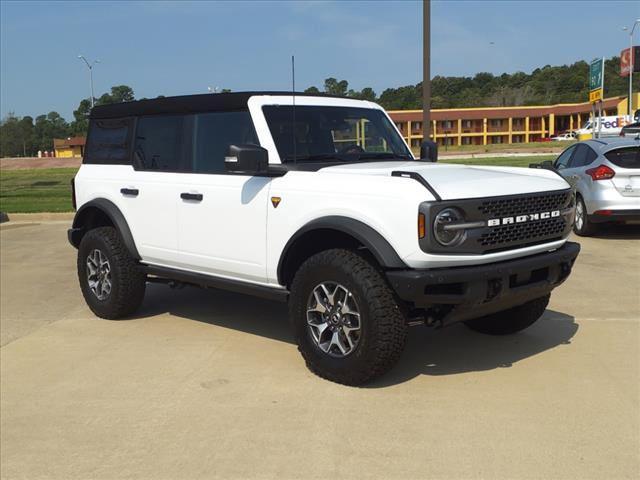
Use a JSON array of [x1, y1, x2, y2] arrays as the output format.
[[462, 136, 472, 145], [413, 121, 422, 130], [490, 119, 503, 127], [462, 120, 473, 129]]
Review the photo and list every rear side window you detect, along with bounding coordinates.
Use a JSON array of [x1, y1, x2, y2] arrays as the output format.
[[569, 144, 597, 168], [192, 111, 258, 173], [84, 118, 132, 164], [604, 147, 640, 169], [133, 116, 187, 171]]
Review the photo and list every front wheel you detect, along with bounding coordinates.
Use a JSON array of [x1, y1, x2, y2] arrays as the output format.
[[289, 249, 407, 386], [573, 195, 597, 236], [464, 294, 550, 335]]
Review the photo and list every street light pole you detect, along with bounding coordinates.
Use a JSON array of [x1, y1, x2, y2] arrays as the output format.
[[422, 0, 431, 142], [78, 55, 100, 108], [623, 20, 640, 119]]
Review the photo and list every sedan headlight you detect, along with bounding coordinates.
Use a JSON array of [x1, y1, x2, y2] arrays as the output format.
[[433, 208, 465, 246]]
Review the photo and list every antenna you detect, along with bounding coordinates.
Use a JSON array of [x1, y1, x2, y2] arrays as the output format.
[[292, 55, 297, 164]]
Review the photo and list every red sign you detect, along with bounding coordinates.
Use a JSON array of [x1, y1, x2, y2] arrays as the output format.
[[621, 47, 634, 77]]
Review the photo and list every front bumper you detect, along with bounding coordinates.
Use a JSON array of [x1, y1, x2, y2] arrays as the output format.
[[386, 241, 580, 325]]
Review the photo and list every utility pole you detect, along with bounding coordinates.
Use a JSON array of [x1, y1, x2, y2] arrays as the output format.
[[422, 0, 431, 142], [78, 55, 100, 108]]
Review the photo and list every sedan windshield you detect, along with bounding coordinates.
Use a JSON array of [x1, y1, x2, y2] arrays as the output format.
[[262, 105, 413, 163]]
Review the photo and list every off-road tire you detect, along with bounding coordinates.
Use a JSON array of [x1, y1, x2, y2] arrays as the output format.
[[289, 249, 407, 386], [573, 195, 597, 236], [77, 226, 146, 319], [464, 294, 550, 335]]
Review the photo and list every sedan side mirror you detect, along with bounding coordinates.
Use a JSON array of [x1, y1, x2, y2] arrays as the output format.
[[225, 144, 269, 175], [420, 140, 438, 162], [529, 160, 555, 170]]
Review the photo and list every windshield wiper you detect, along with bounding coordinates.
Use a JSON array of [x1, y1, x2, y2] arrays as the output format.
[[356, 152, 413, 161], [283, 153, 349, 163]]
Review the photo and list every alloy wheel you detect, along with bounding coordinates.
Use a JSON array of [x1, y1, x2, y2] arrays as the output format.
[[306, 282, 361, 358], [86, 249, 112, 300]]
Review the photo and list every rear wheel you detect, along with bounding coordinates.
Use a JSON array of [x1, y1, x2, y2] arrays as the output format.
[[573, 195, 597, 236], [464, 294, 549, 335], [77, 227, 146, 319], [289, 249, 407, 386]]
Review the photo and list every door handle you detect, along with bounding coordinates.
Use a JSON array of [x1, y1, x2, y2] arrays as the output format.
[[120, 188, 139, 196], [180, 192, 203, 201]]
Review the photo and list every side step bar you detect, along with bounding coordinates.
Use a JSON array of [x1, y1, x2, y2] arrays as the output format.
[[141, 265, 289, 303]]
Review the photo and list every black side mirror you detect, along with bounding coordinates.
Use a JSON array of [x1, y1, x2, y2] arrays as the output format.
[[420, 140, 438, 162], [225, 144, 268, 175]]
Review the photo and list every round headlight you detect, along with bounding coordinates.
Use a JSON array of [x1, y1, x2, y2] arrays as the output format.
[[434, 208, 465, 246]]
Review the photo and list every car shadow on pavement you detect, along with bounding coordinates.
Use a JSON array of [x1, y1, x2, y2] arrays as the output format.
[[138, 283, 293, 344], [138, 284, 578, 387], [589, 223, 640, 240], [367, 309, 578, 388]]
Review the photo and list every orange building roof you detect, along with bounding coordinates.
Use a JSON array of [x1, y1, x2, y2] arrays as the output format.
[[53, 137, 86, 148], [388, 96, 623, 121]]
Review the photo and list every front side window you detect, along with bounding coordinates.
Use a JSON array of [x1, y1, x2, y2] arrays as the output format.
[[554, 145, 576, 169], [85, 118, 131, 164], [133, 116, 186, 171], [192, 111, 258, 173], [262, 106, 412, 163]]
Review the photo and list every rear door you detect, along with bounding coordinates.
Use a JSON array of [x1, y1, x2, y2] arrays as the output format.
[[175, 110, 272, 284], [564, 144, 596, 189], [124, 115, 189, 267], [605, 146, 640, 197]]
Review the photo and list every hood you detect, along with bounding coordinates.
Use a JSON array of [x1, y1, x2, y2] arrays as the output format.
[[320, 161, 570, 200]]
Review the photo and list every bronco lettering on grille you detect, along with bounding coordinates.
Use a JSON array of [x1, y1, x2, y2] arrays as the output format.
[[487, 210, 560, 226]]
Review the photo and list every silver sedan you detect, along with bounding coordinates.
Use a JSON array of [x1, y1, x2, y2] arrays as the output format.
[[549, 138, 640, 235]]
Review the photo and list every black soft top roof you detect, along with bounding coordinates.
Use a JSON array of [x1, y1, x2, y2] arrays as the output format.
[[89, 91, 346, 119]]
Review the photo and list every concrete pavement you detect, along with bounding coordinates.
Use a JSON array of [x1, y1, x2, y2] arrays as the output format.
[[1, 221, 638, 479]]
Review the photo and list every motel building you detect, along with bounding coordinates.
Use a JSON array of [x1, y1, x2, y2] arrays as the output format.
[[388, 93, 639, 151], [53, 136, 86, 158]]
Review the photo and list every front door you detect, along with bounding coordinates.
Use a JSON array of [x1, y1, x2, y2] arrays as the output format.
[[175, 110, 271, 284]]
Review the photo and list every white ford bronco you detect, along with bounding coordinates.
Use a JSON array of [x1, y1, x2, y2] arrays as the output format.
[[69, 92, 580, 385]]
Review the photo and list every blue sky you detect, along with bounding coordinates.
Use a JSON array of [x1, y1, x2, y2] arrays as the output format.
[[1, 0, 639, 120]]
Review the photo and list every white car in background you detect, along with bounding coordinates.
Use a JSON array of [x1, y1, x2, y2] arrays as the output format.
[[551, 132, 576, 141]]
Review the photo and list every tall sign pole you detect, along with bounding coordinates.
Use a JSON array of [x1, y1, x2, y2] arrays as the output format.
[[588, 57, 604, 139], [422, 0, 431, 142]]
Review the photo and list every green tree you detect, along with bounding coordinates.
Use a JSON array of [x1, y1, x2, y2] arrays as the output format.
[[324, 77, 349, 96]]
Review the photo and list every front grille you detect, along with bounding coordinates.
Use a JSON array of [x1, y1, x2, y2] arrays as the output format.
[[478, 217, 566, 248], [477, 191, 571, 218], [419, 188, 574, 255], [475, 190, 572, 251]]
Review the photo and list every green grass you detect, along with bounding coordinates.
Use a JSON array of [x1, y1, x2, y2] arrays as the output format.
[[0, 168, 78, 213], [440, 155, 556, 168], [0, 156, 556, 213]]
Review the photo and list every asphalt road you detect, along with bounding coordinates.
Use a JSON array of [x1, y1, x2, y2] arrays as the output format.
[[1, 220, 639, 479]]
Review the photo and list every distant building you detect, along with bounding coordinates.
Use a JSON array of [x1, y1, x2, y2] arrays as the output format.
[[388, 94, 639, 150], [53, 137, 86, 158]]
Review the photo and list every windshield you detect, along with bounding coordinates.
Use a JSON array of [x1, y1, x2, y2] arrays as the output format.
[[262, 106, 413, 163]]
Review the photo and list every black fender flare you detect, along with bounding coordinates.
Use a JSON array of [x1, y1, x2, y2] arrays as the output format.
[[69, 198, 140, 260], [277, 216, 407, 284]]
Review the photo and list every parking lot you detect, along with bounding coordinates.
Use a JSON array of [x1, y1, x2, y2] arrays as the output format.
[[1, 219, 638, 479]]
